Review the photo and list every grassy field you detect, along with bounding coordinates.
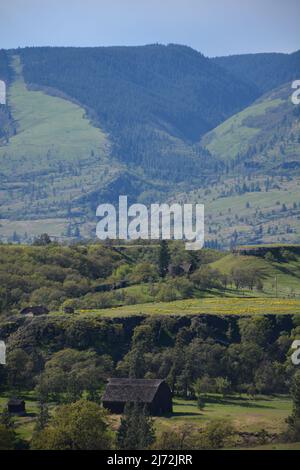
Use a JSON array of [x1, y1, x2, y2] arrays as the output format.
[[0, 393, 293, 448], [173, 174, 300, 247], [157, 395, 291, 435], [212, 252, 300, 297], [0, 393, 54, 442], [76, 297, 300, 317]]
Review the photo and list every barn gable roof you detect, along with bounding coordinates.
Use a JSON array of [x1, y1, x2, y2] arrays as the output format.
[[20, 305, 49, 315], [7, 398, 25, 406], [103, 378, 165, 403]]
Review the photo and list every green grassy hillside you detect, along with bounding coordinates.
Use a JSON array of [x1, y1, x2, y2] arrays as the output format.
[[202, 83, 300, 163], [78, 245, 300, 316], [1, 241, 300, 317], [211, 251, 300, 297], [202, 98, 283, 160], [0, 56, 113, 174], [0, 54, 213, 242], [169, 83, 300, 248], [0, 56, 123, 239]]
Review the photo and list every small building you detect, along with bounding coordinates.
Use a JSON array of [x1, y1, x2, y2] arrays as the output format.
[[168, 262, 193, 277], [7, 398, 26, 415], [20, 305, 49, 317], [95, 280, 128, 293], [103, 378, 172, 416], [63, 306, 75, 314]]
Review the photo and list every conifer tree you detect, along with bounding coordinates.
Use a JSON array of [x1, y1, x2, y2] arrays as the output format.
[[117, 403, 155, 450], [158, 240, 170, 278]]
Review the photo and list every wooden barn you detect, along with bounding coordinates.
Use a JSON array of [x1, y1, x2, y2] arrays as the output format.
[[7, 398, 26, 415], [168, 262, 193, 277], [102, 378, 172, 416], [20, 305, 49, 317]]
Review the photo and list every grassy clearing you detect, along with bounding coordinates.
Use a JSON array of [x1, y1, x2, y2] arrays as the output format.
[[212, 253, 300, 297], [0, 392, 56, 442], [156, 395, 291, 435], [0, 393, 292, 447]]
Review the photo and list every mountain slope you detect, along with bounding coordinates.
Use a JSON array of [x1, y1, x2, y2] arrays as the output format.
[[0, 46, 299, 244], [0, 54, 199, 241], [17, 44, 258, 179], [201, 82, 300, 172], [171, 83, 300, 248], [0, 55, 121, 225], [213, 50, 300, 94]]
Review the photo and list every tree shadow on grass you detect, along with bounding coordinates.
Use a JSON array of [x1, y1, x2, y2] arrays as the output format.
[[171, 411, 202, 417], [204, 395, 276, 409]]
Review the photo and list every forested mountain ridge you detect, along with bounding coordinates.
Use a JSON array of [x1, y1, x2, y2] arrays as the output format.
[[213, 50, 300, 94], [18, 44, 258, 139], [15, 44, 258, 180]]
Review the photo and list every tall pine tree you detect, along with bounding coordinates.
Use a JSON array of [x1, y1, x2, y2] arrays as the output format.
[[158, 240, 170, 278], [117, 403, 155, 450]]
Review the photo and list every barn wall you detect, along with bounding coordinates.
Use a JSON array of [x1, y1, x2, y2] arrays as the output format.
[[151, 383, 173, 415]]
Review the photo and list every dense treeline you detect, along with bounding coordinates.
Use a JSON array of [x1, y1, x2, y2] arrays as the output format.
[[0, 50, 12, 84], [0, 313, 299, 399], [213, 50, 300, 94], [1, 309, 300, 449], [0, 242, 124, 313]]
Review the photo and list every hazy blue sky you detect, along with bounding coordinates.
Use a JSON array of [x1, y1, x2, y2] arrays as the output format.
[[1, 0, 299, 56]]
